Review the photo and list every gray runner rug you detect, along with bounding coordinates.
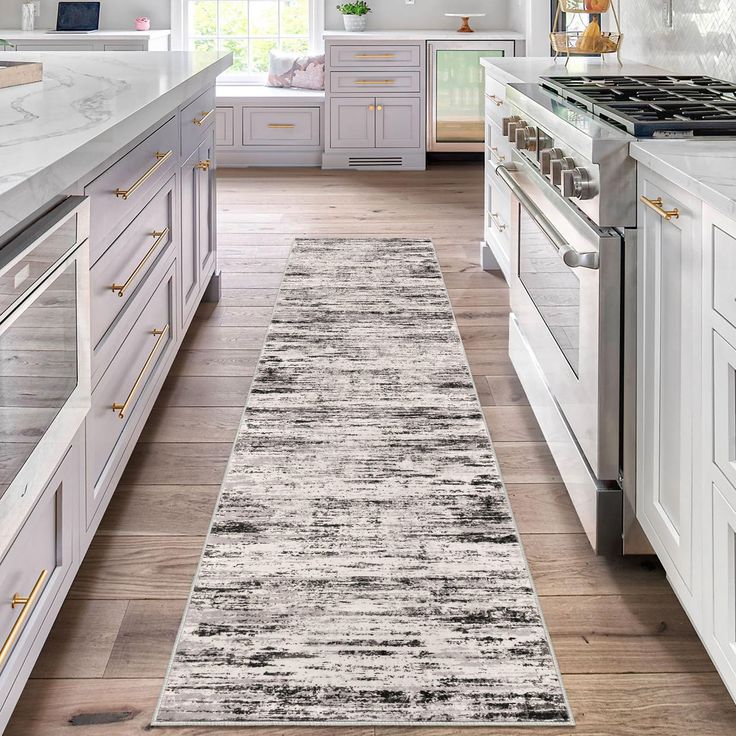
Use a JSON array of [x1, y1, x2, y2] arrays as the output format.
[[153, 238, 573, 727]]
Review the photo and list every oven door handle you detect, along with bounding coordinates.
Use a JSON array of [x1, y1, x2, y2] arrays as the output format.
[[495, 164, 600, 270]]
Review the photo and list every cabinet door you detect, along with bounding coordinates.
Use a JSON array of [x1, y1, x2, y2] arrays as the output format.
[[180, 149, 200, 323], [375, 97, 421, 149], [637, 169, 702, 604], [330, 97, 375, 148], [197, 129, 216, 282]]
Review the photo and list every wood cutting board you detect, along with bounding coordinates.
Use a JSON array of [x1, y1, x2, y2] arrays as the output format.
[[0, 61, 43, 90]]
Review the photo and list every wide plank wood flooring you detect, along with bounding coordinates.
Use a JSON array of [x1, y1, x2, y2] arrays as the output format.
[[8, 164, 736, 735]]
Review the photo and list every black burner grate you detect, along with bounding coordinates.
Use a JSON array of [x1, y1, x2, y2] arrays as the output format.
[[541, 75, 736, 136]]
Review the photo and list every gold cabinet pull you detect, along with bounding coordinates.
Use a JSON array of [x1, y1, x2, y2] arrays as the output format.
[[114, 151, 173, 200], [640, 195, 680, 221], [368, 104, 375, 111], [376, 105, 383, 111], [194, 159, 211, 171], [193, 109, 214, 126], [110, 228, 170, 298], [489, 146, 506, 164], [0, 570, 48, 668], [354, 53, 395, 58], [267, 123, 295, 129], [486, 93, 504, 107], [355, 79, 396, 85], [490, 212, 506, 231], [112, 324, 170, 419]]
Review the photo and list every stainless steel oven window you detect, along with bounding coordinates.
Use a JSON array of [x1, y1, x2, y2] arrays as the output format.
[[518, 206, 582, 375]]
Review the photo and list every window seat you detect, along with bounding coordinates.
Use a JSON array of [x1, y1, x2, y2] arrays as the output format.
[[215, 86, 325, 168]]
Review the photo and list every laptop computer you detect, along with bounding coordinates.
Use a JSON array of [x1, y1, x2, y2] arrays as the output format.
[[47, 2, 101, 33]]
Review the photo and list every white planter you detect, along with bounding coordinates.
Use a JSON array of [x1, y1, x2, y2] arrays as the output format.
[[342, 14, 367, 32]]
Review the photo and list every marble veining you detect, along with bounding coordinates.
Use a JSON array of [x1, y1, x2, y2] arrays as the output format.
[[0, 51, 231, 236], [154, 237, 572, 727]]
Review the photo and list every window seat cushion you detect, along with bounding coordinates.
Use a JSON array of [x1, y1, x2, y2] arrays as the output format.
[[216, 85, 325, 106]]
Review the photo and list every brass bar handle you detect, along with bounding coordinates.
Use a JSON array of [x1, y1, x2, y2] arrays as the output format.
[[114, 151, 173, 200], [193, 109, 214, 126], [267, 123, 295, 129], [111, 324, 170, 419], [194, 159, 211, 171], [355, 79, 396, 85], [110, 228, 170, 298], [640, 195, 680, 221], [489, 146, 506, 164], [0, 570, 49, 668], [354, 53, 395, 58], [490, 212, 506, 232], [486, 93, 504, 107]]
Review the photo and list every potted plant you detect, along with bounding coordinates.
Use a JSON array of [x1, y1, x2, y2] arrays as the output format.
[[336, 0, 371, 32]]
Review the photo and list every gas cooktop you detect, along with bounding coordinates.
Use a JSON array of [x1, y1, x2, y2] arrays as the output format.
[[540, 75, 736, 137]]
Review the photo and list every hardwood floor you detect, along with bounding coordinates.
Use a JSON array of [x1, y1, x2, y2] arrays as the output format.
[[7, 164, 736, 734]]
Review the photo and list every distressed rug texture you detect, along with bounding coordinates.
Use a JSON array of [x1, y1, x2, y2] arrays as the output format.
[[153, 237, 572, 727]]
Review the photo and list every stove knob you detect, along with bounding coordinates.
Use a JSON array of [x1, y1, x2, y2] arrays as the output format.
[[562, 167, 595, 200], [550, 156, 575, 186], [514, 126, 533, 150], [540, 147, 563, 176], [502, 115, 521, 136]]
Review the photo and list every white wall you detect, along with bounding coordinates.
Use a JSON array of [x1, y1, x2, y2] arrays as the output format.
[[617, 0, 736, 82], [0, 0, 171, 31]]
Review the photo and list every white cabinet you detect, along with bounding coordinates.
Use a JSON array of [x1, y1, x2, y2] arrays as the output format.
[[637, 168, 702, 611], [2, 31, 171, 51], [636, 167, 736, 704], [323, 40, 425, 170]]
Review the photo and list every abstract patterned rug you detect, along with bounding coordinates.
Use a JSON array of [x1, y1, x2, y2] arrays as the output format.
[[153, 238, 573, 727]]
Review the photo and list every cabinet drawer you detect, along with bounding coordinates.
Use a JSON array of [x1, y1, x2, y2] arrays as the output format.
[[329, 44, 421, 68], [87, 262, 176, 521], [85, 117, 178, 263], [714, 330, 736, 490], [0, 441, 78, 691], [90, 177, 175, 352], [329, 71, 420, 94], [713, 221, 736, 329], [243, 107, 320, 147], [486, 119, 513, 177], [485, 76, 507, 106], [486, 177, 511, 249], [182, 87, 216, 158]]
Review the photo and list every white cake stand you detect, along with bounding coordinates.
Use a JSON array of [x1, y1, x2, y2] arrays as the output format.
[[445, 13, 486, 33]]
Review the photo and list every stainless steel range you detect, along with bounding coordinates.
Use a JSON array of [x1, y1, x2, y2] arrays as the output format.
[[493, 74, 736, 555]]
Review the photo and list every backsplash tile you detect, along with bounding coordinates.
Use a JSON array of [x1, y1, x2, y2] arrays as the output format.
[[618, 0, 736, 82]]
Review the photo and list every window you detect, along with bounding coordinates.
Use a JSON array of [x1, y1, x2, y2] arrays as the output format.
[[183, 0, 321, 82]]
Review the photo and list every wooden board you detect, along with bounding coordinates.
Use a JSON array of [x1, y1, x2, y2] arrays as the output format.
[[0, 61, 42, 90]]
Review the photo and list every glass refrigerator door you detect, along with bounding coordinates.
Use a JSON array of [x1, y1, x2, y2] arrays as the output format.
[[433, 46, 509, 149]]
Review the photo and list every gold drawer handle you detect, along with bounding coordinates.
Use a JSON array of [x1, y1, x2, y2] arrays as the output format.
[[355, 79, 396, 85], [486, 93, 504, 107], [640, 195, 680, 221], [0, 570, 48, 668], [490, 212, 506, 231], [194, 159, 211, 171], [354, 53, 395, 59], [112, 324, 170, 419], [267, 123, 295, 129], [114, 151, 173, 200], [489, 146, 506, 164], [110, 228, 170, 298], [193, 109, 214, 126], [368, 104, 375, 111]]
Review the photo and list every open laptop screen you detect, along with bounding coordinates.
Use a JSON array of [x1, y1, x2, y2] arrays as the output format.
[[56, 2, 101, 32]]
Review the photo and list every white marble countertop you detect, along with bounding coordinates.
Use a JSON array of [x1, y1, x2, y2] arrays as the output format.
[[0, 29, 171, 40], [324, 29, 525, 41], [631, 140, 736, 219], [0, 50, 231, 236], [480, 56, 670, 84]]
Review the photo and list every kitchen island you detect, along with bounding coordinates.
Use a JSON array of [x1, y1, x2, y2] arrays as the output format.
[[0, 50, 230, 731]]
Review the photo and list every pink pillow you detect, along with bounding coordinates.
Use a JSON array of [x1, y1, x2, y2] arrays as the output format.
[[266, 50, 325, 90]]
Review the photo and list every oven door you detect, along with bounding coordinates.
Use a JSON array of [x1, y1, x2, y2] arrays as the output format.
[[0, 197, 90, 549], [496, 161, 622, 481]]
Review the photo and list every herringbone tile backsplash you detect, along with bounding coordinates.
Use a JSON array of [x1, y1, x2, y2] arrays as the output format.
[[617, 0, 736, 82]]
